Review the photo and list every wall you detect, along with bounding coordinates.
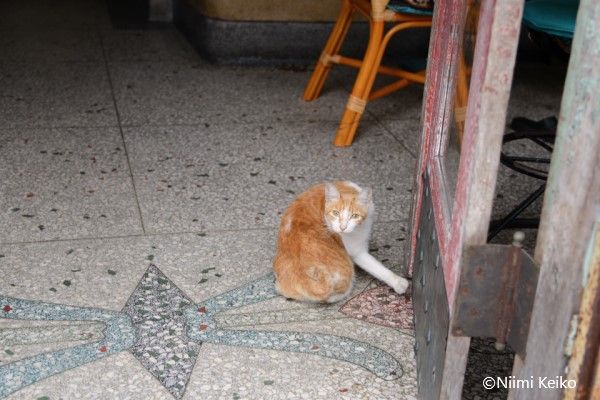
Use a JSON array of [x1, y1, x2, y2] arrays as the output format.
[[174, 0, 431, 66], [188, 0, 342, 22]]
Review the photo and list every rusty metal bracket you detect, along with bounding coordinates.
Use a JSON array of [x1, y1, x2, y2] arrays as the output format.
[[452, 233, 539, 357]]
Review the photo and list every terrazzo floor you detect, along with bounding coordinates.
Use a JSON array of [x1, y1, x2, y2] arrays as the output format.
[[0, 1, 565, 399]]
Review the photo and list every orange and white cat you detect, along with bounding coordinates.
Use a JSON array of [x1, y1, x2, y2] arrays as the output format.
[[273, 181, 409, 303]]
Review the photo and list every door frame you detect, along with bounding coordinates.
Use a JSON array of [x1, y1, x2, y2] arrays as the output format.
[[510, 1, 600, 398], [408, 0, 525, 398]]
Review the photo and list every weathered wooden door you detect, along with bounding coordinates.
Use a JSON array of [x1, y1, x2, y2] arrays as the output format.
[[408, 0, 525, 398], [409, 0, 600, 399], [509, 0, 600, 398]]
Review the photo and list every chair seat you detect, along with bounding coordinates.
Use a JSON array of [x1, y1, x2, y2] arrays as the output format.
[[523, 0, 579, 39], [387, 1, 434, 16]]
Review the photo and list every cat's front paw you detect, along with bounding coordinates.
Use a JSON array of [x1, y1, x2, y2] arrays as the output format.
[[391, 276, 409, 295]]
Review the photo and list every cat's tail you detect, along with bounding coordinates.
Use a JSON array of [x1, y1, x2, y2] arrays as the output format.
[[275, 260, 353, 303], [308, 264, 355, 303], [301, 264, 336, 301]]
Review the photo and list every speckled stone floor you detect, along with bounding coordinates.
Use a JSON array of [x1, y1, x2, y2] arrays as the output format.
[[0, 1, 418, 399], [0, 1, 565, 399]]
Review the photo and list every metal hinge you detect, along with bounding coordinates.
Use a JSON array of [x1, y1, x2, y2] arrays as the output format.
[[452, 232, 540, 357]]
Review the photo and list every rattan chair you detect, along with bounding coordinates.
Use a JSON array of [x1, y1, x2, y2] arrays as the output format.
[[303, 0, 433, 146]]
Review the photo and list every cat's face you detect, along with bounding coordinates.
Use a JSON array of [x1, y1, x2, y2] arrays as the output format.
[[324, 182, 371, 234]]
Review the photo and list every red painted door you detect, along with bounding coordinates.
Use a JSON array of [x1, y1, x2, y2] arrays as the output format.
[[407, 1, 525, 398]]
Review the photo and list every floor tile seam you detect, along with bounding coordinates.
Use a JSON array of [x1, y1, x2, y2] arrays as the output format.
[[117, 119, 350, 129], [374, 116, 422, 122], [371, 118, 418, 159], [0, 125, 121, 131], [116, 122, 346, 134], [76, 119, 407, 131], [0, 60, 110, 67], [102, 59, 395, 96], [104, 60, 313, 71], [0, 28, 101, 34], [0, 31, 104, 63], [102, 121, 405, 145], [368, 113, 422, 124], [378, 127, 418, 156], [0, 219, 409, 245], [0, 218, 411, 242], [100, 57, 206, 64], [103, 59, 317, 67], [98, 31, 147, 235], [97, 26, 203, 58], [0, 57, 106, 64], [0, 227, 276, 246], [0, 44, 199, 65], [95, 23, 179, 32]]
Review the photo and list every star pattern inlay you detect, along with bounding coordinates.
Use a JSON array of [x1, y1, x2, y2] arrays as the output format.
[[0, 264, 407, 399], [123, 265, 201, 399]]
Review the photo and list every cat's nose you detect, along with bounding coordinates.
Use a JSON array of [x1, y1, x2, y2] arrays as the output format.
[[340, 222, 348, 231]]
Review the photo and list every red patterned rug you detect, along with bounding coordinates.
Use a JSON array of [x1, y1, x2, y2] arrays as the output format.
[[340, 285, 414, 330]]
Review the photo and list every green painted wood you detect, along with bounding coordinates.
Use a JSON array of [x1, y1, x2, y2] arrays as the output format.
[[512, 0, 600, 398]]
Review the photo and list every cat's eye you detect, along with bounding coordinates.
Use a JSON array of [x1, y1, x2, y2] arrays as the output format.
[[331, 210, 339, 216], [351, 213, 360, 219]]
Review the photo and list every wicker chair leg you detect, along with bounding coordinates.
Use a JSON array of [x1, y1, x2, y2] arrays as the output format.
[[334, 20, 386, 146], [303, 0, 354, 101]]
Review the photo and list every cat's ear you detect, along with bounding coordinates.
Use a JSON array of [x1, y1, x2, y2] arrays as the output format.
[[324, 182, 340, 201], [358, 187, 372, 204]]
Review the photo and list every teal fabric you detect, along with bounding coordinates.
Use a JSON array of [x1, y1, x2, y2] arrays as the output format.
[[523, 0, 579, 38], [386, 1, 433, 16]]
